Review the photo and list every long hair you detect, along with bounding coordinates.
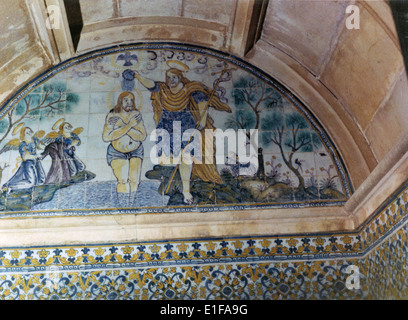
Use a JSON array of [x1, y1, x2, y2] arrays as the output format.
[[112, 91, 137, 113], [57, 122, 72, 135]]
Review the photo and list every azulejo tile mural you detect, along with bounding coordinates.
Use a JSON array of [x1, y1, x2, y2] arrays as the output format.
[[0, 43, 352, 218], [3, 42, 406, 300]]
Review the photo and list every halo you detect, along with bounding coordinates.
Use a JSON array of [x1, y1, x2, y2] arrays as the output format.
[[52, 118, 65, 131], [12, 123, 25, 136], [166, 60, 189, 72], [107, 90, 115, 110]]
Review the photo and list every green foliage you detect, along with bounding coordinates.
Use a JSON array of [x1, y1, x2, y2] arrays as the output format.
[[15, 95, 41, 116], [233, 79, 283, 110], [295, 131, 312, 152], [283, 130, 314, 152], [4, 82, 80, 136], [65, 93, 80, 113], [311, 132, 323, 150], [229, 77, 324, 156], [66, 92, 80, 104], [261, 112, 283, 146], [224, 117, 239, 130], [15, 102, 26, 116], [261, 111, 284, 131], [233, 76, 260, 89], [262, 132, 274, 146], [43, 81, 67, 93], [236, 109, 256, 130], [45, 93, 61, 102], [233, 89, 257, 107], [0, 119, 8, 134], [285, 112, 310, 130], [263, 88, 283, 109], [225, 109, 257, 130]]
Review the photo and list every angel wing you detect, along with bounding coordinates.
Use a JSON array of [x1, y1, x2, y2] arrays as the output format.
[[41, 128, 83, 146], [72, 127, 83, 136], [33, 130, 45, 139], [0, 139, 21, 155], [41, 131, 59, 145]]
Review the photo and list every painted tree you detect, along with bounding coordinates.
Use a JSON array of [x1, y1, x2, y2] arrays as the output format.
[[0, 82, 79, 146], [262, 111, 322, 195], [226, 77, 282, 133], [225, 76, 283, 178]]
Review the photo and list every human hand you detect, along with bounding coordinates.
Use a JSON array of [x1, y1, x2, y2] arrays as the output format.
[[134, 113, 142, 123], [128, 113, 141, 127]]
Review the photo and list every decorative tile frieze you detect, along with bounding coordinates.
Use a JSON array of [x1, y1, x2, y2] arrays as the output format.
[[0, 260, 367, 300]]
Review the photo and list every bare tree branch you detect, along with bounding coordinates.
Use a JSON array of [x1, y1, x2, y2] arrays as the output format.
[[0, 91, 67, 145]]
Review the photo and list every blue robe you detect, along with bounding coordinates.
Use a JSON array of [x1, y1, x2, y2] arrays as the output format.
[[5, 137, 45, 190], [151, 83, 207, 157]]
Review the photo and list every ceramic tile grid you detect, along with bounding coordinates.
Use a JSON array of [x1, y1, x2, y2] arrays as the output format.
[[0, 43, 353, 219], [0, 260, 368, 300], [365, 224, 408, 299]]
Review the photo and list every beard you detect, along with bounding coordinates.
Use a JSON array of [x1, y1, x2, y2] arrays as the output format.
[[167, 76, 181, 89], [123, 103, 133, 112], [168, 81, 178, 88]]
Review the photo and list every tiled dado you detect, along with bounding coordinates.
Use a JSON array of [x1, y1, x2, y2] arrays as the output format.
[[0, 260, 367, 300], [365, 223, 408, 299]]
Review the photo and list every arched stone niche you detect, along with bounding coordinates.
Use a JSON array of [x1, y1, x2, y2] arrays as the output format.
[[0, 43, 354, 245]]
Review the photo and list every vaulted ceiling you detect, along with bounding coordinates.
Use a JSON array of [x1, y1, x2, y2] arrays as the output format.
[[0, 0, 407, 232]]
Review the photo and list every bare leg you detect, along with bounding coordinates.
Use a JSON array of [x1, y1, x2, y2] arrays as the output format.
[[179, 161, 193, 205], [111, 159, 129, 206], [129, 157, 142, 205]]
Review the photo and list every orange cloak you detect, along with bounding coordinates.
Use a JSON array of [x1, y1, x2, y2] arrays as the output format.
[[151, 81, 232, 184]]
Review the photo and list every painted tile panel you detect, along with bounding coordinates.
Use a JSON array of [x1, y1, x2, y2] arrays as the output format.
[[0, 44, 352, 217]]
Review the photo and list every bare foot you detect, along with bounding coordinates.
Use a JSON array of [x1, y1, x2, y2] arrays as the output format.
[[183, 192, 194, 205]]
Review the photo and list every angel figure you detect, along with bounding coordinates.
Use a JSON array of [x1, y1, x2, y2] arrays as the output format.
[[0, 123, 46, 190], [41, 118, 85, 184]]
